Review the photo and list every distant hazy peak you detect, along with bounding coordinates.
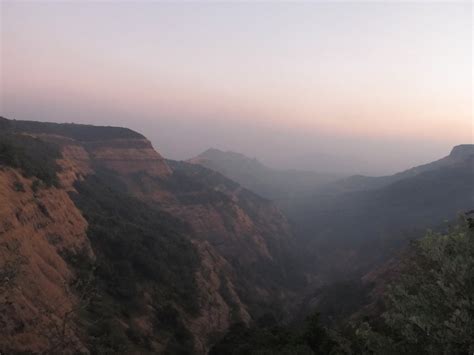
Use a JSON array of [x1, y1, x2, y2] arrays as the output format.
[[449, 144, 474, 159], [201, 147, 224, 155], [192, 148, 262, 164]]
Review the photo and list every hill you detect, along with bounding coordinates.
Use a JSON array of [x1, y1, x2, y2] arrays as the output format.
[[189, 148, 340, 203], [0, 117, 301, 354], [325, 144, 474, 193], [1, 116, 472, 353], [288, 144, 474, 279]]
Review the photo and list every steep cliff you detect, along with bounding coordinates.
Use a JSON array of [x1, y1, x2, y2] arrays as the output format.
[[0, 167, 92, 353], [0, 117, 299, 353], [124, 160, 303, 316]]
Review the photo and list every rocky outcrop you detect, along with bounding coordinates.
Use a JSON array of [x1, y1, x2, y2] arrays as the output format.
[[40, 136, 172, 180], [188, 240, 251, 353], [449, 144, 474, 160], [84, 138, 172, 177], [56, 144, 92, 190]]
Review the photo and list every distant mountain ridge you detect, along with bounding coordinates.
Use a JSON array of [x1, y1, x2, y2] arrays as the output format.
[[189, 148, 341, 202], [288, 143, 474, 279], [326, 144, 474, 193], [190, 148, 265, 170], [188, 145, 473, 282]]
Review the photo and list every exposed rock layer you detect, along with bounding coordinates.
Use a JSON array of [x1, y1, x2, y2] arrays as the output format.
[[0, 118, 297, 354]]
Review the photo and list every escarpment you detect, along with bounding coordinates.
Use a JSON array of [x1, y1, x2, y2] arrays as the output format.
[[0, 117, 300, 354], [84, 138, 172, 177], [0, 117, 171, 180], [110, 159, 301, 313]]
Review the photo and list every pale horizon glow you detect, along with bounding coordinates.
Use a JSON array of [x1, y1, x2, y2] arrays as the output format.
[[1, 1, 472, 175]]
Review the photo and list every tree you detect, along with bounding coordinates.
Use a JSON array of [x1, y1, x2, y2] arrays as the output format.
[[357, 217, 474, 354]]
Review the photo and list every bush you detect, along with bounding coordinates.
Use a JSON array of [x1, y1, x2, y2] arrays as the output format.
[[356, 218, 474, 354], [210, 312, 337, 354], [13, 181, 25, 192]]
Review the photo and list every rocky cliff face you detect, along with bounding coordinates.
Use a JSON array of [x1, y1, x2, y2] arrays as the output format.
[[118, 159, 301, 313], [0, 117, 299, 354], [449, 144, 474, 160], [84, 138, 172, 177], [0, 168, 93, 353], [35, 134, 171, 180]]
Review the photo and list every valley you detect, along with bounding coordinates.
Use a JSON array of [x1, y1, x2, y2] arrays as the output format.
[[0, 116, 472, 354], [2, 2, 471, 353]]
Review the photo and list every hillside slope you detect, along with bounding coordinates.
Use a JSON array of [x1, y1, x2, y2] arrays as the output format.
[[0, 167, 92, 353], [0, 117, 300, 353], [289, 144, 474, 279], [325, 144, 474, 193]]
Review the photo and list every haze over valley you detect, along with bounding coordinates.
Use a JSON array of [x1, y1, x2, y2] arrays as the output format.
[[0, 1, 472, 354], [2, 1, 471, 175]]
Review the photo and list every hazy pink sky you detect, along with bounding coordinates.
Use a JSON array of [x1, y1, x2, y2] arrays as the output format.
[[1, 1, 472, 174]]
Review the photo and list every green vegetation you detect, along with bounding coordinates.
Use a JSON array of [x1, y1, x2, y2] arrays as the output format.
[[158, 160, 240, 205], [210, 217, 474, 354], [154, 304, 196, 354], [0, 116, 144, 141], [309, 280, 372, 326], [72, 172, 200, 311], [12, 181, 25, 192], [0, 133, 60, 186], [2, 116, 470, 352], [69, 172, 200, 353], [210, 312, 338, 355], [355, 218, 474, 354]]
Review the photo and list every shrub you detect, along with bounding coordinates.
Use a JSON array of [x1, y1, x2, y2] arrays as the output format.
[[13, 181, 25, 192], [356, 218, 474, 354]]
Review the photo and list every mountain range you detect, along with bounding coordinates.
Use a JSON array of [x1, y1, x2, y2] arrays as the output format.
[[189, 144, 474, 279], [0, 116, 472, 353]]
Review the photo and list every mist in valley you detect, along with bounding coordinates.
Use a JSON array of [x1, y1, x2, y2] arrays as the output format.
[[0, 1, 472, 354]]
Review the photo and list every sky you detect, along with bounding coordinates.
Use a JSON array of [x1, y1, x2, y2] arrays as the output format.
[[0, 1, 472, 175]]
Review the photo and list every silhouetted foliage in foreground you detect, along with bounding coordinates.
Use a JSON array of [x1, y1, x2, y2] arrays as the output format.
[[354, 217, 474, 354], [209, 312, 339, 355], [211, 216, 474, 354]]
